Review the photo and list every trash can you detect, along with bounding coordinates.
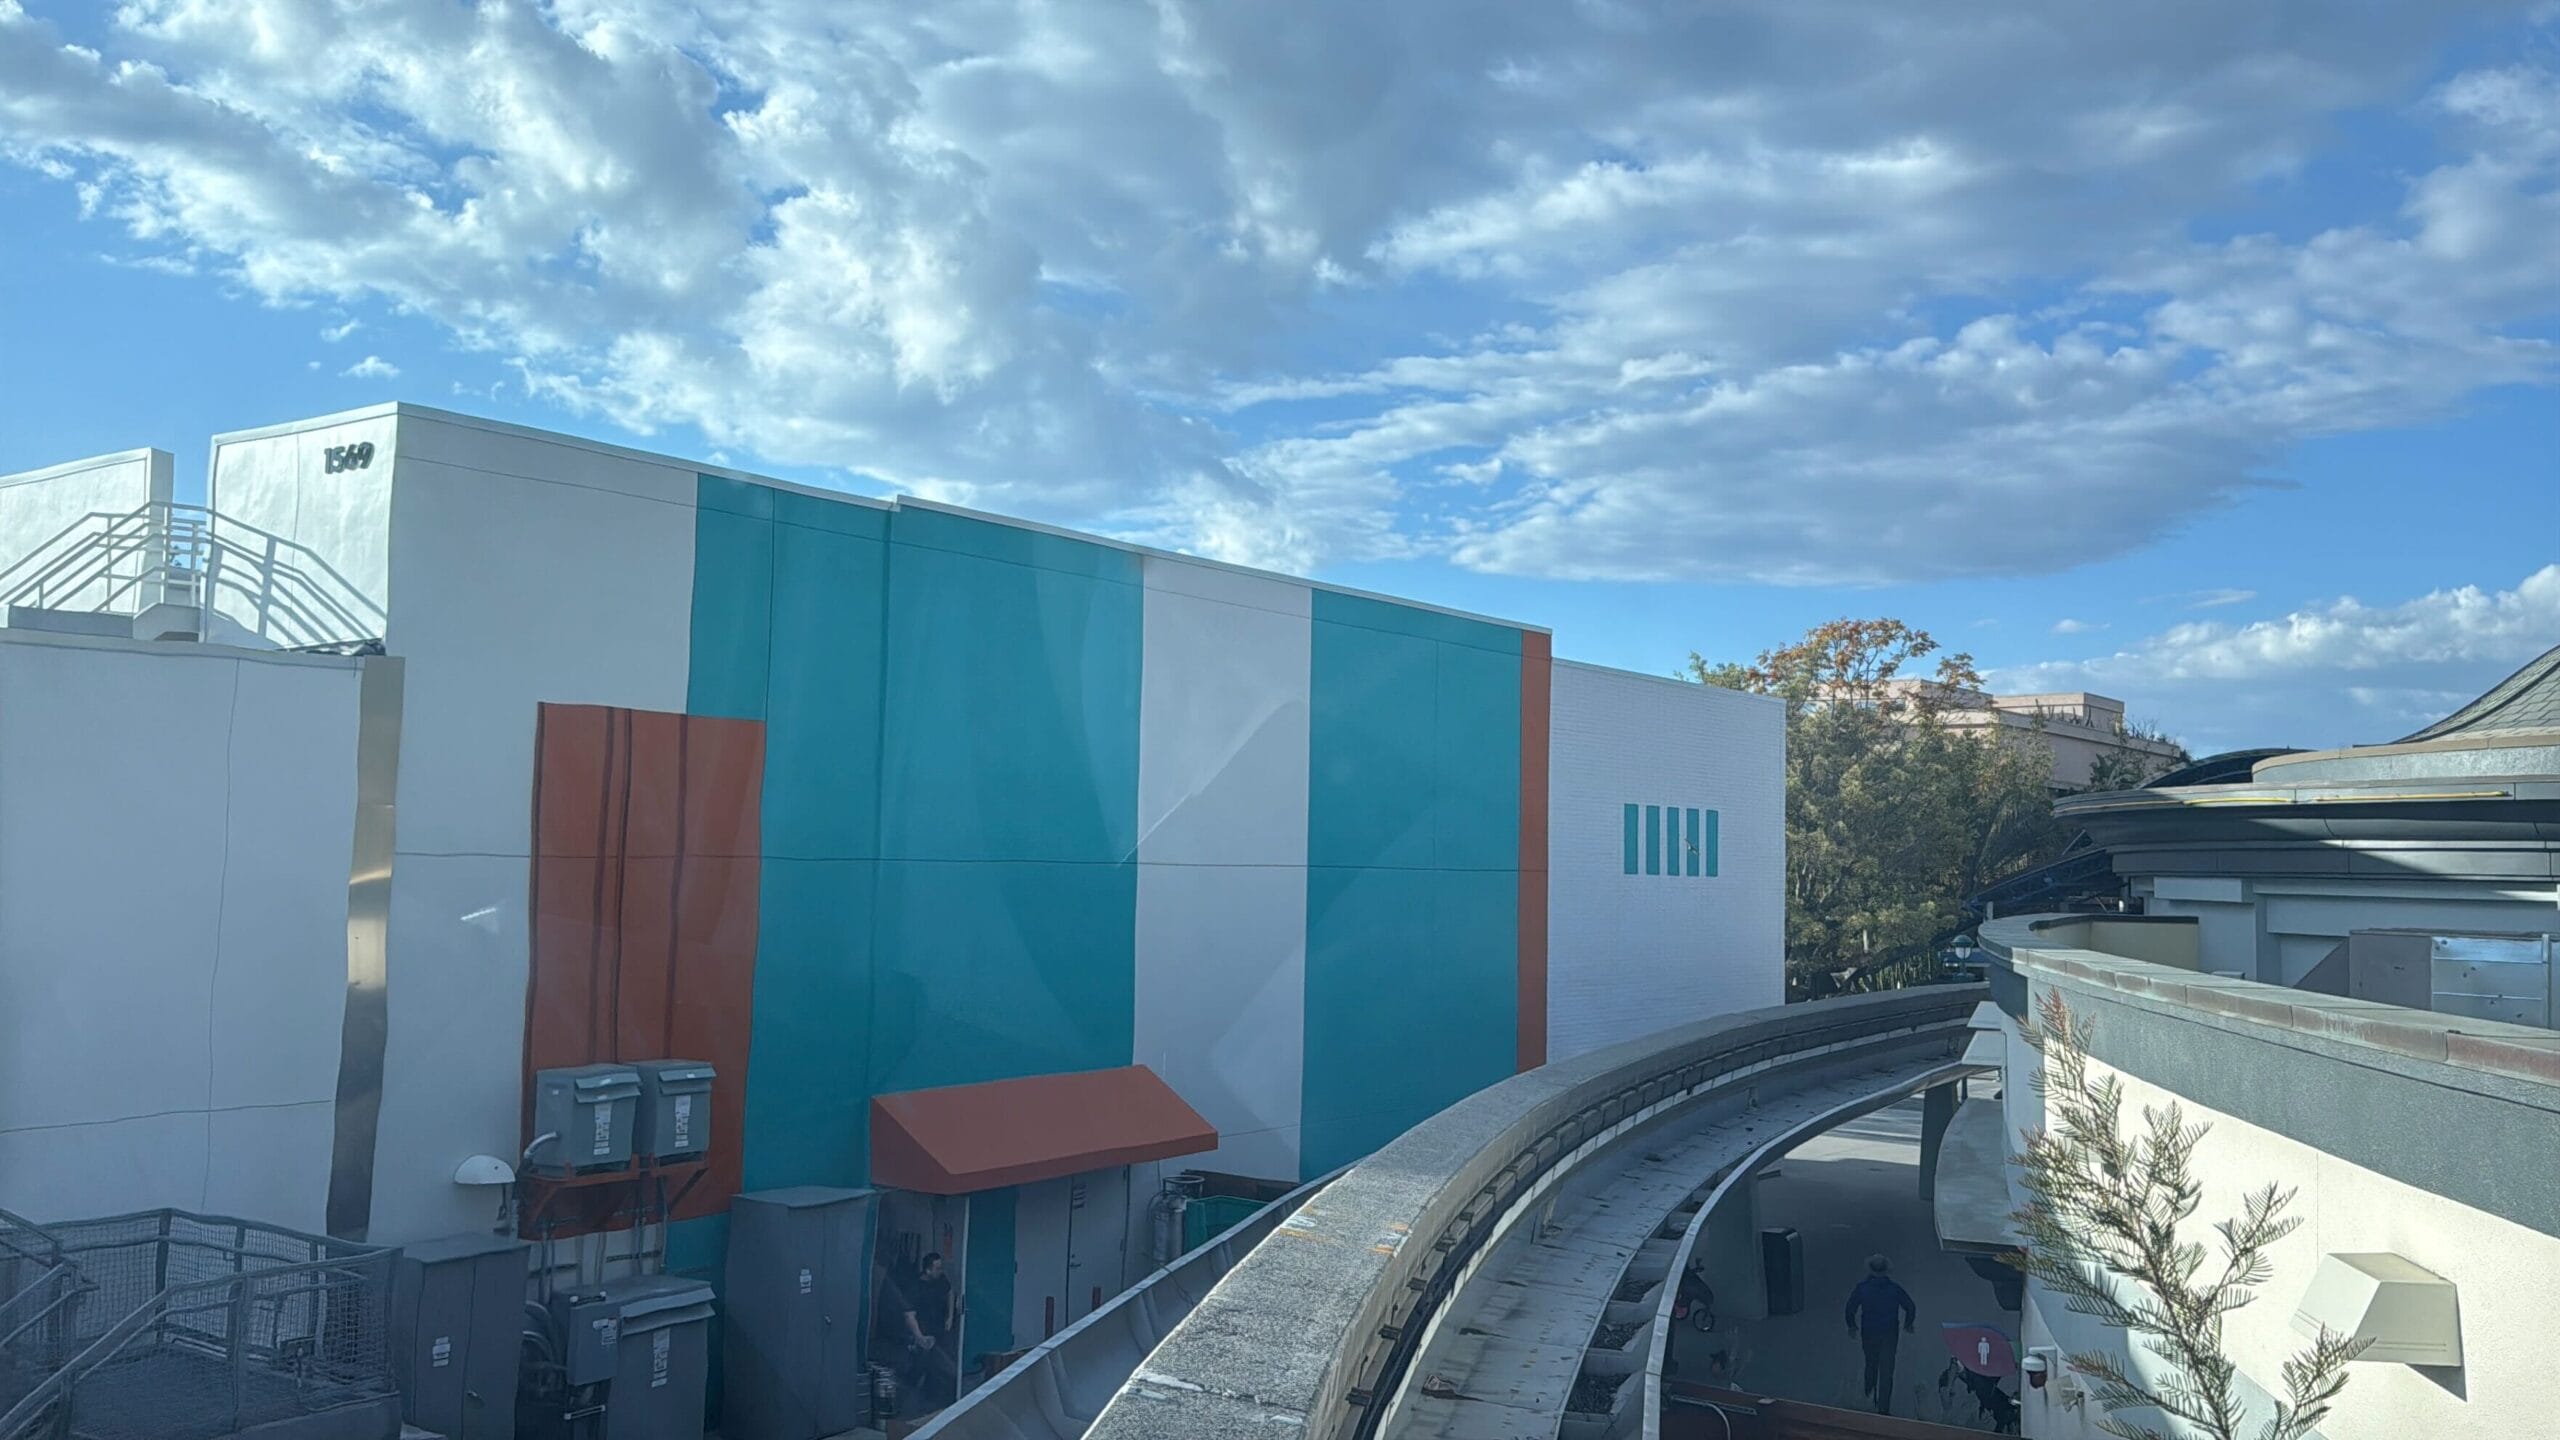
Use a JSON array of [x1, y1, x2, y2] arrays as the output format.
[[1760, 1227, 1803, 1316], [604, 1275, 717, 1440]]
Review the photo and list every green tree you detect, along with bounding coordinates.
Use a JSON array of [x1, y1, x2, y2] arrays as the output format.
[[2010, 992, 2363, 1440], [1689, 618, 2063, 991]]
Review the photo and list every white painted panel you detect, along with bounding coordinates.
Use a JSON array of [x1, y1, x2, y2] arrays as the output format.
[[1134, 556, 1311, 866], [209, 660, 361, 1110], [0, 639, 230, 1130], [1544, 662, 1785, 1063], [1133, 556, 1310, 1184], [1131, 865, 1307, 1183], [204, 1102, 338, 1234], [0, 1113, 207, 1222], [2154, 875, 2248, 905], [0, 449, 171, 613], [206, 414, 395, 645], [0, 635, 360, 1226], [386, 442, 695, 859], [367, 852, 533, 1244], [393, 410, 700, 507], [2070, 1057, 2560, 1440]]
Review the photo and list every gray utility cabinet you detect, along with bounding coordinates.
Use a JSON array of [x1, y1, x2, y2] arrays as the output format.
[[632, 1060, 715, 1162], [532, 1064, 642, 1173], [389, 1232, 531, 1440], [566, 1275, 718, 1440], [722, 1187, 876, 1440]]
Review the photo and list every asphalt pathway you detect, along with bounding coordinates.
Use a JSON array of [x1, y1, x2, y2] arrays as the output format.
[[1672, 1092, 2021, 1430]]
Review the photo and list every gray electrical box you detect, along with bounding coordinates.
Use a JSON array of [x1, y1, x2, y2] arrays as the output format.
[[2348, 929, 2555, 1028], [390, 1232, 531, 1440], [533, 1064, 642, 1173], [604, 1275, 717, 1440], [723, 1187, 876, 1440], [633, 1060, 716, 1163], [551, 1287, 622, 1386]]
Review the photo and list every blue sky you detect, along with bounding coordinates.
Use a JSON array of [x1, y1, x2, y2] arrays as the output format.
[[2, 1, 2554, 754]]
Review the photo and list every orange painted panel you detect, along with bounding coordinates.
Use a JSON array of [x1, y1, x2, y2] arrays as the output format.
[[526, 705, 764, 1231], [1517, 632, 1552, 1072]]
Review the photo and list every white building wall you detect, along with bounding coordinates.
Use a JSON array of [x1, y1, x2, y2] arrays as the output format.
[[1130, 555, 1312, 1186], [1544, 663, 1784, 1063], [365, 410, 700, 1243], [0, 448, 172, 613], [2019, 1055, 2560, 1440], [207, 409, 395, 645], [0, 632, 359, 1230]]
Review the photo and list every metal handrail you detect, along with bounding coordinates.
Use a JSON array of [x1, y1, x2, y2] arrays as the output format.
[[0, 1211, 393, 1440], [0, 503, 385, 647]]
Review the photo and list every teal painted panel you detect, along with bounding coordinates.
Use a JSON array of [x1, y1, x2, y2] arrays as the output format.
[[1301, 865, 1436, 1176], [1311, 589, 1522, 655], [964, 1189, 1016, 1357], [741, 859, 877, 1191], [687, 501, 772, 720], [1622, 804, 1640, 874], [764, 515, 886, 860], [1645, 805, 1661, 874], [1306, 616, 1438, 871], [1300, 866, 1518, 1177], [867, 859, 1137, 1096], [1686, 808, 1701, 877], [1703, 809, 1720, 877], [776, 487, 889, 540], [699, 473, 776, 520], [877, 518, 1142, 864], [893, 505, 1141, 583], [1431, 866, 1521, 1085], [1304, 592, 1524, 1178], [663, 1214, 729, 1282], [1432, 641, 1520, 871]]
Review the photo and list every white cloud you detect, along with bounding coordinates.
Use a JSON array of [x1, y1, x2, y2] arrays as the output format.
[[321, 317, 359, 342], [1991, 564, 2560, 751], [2050, 618, 2103, 635], [340, 354, 398, 380], [0, 1, 2552, 580]]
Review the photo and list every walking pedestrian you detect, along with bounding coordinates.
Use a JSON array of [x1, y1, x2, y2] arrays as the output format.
[[1842, 1254, 1917, 1414]]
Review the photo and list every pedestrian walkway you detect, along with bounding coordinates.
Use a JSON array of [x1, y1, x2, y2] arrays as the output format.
[[1668, 1092, 2019, 1431]]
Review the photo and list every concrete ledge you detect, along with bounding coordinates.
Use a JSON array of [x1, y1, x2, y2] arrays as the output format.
[[1085, 987, 1981, 1440], [1979, 913, 2560, 1240], [1980, 914, 2560, 1093]]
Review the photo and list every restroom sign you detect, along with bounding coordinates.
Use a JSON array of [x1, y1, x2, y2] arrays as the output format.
[[1622, 804, 1718, 877]]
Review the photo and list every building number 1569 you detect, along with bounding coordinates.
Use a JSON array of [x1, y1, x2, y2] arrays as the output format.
[[323, 442, 376, 474]]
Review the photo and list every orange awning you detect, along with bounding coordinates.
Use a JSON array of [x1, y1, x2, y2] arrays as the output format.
[[869, 1065, 1218, 1195]]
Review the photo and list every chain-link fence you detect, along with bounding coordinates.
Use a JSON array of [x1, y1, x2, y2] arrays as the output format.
[[0, 1210, 398, 1440]]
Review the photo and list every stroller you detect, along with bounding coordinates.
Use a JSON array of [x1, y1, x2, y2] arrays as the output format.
[[1937, 1359, 2021, 1432]]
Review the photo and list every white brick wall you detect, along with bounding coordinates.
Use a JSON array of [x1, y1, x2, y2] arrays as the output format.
[[1546, 662, 1784, 1062]]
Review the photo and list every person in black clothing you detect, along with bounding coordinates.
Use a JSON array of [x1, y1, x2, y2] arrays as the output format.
[[910, 1253, 959, 1407], [871, 1262, 928, 1415], [1842, 1254, 1917, 1413]]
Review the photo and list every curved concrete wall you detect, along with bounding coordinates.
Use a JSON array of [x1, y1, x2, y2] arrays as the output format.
[[1981, 915, 2560, 1440], [914, 1173, 1333, 1440], [1084, 986, 1980, 1440]]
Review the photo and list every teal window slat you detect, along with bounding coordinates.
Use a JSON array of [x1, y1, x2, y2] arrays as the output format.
[[1623, 803, 1640, 874], [1704, 809, 1720, 877], [1686, 808, 1701, 877], [1644, 805, 1661, 875]]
